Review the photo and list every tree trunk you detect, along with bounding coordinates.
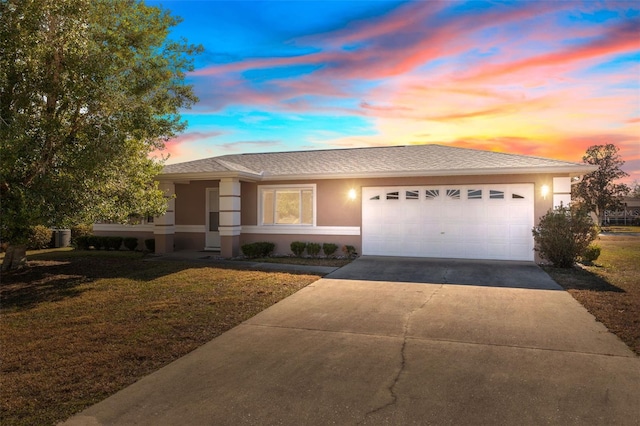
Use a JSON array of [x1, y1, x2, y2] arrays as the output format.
[[1, 245, 27, 271]]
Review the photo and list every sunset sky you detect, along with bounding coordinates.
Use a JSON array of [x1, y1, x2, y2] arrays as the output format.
[[149, 0, 640, 184]]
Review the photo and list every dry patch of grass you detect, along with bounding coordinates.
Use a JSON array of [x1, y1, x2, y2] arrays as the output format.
[[601, 225, 640, 233], [544, 234, 640, 355], [0, 250, 320, 426]]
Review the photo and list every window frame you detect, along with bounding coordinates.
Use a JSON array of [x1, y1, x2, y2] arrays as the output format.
[[258, 184, 317, 227]]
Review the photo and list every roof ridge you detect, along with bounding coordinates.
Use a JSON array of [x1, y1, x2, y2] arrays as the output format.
[[214, 158, 261, 174]]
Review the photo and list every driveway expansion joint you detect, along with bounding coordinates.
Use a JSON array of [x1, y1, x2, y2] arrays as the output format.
[[403, 335, 637, 358]]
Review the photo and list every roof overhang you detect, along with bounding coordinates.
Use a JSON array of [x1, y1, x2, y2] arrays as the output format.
[[157, 164, 598, 183], [157, 170, 263, 183]]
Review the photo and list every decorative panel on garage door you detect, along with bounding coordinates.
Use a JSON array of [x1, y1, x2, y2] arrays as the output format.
[[362, 184, 534, 261]]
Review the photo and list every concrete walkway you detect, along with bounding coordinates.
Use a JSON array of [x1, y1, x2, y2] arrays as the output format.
[[63, 259, 640, 425]]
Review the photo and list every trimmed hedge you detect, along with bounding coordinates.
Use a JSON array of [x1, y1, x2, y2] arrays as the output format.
[[123, 237, 138, 251], [241, 242, 275, 258], [322, 243, 338, 257], [75, 235, 91, 250], [290, 241, 307, 257], [75, 235, 137, 251], [105, 236, 123, 250], [144, 238, 155, 253], [87, 235, 104, 250], [306, 242, 321, 257]]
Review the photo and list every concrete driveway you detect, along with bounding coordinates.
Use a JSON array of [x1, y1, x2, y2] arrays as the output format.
[[64, 257, 640, 425]]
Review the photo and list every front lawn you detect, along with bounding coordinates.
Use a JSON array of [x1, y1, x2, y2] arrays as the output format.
[[543, 234, 640, 355], [0, 250, 321, 426]]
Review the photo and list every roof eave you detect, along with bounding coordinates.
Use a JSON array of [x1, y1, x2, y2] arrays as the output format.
[[157, 170, 263, 183], [259, 165, 599, 181], [157, 164, 597, 183]]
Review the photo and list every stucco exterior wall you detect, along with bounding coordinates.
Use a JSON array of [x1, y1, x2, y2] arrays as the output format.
[[175, 180, 219, 226], [174, 232, 205, 251]]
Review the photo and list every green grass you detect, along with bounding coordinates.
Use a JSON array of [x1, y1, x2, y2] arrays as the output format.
[[0, 251, 320, 426], [544, 234, 640, 354]]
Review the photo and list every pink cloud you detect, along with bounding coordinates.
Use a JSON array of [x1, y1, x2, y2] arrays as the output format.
[[458, 19, 640, 84], [152, 130, 224, 160]]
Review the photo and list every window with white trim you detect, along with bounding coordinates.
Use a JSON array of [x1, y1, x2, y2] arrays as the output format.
[[260, 185, 315, 225]]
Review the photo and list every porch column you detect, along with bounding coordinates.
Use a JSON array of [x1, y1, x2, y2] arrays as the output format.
[[154, 181, 175, 254], [219, 177, 241, 258]]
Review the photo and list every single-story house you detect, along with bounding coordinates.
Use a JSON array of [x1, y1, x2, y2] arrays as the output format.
[[604, 196, 640, 225], [94, 144, 597, 261]]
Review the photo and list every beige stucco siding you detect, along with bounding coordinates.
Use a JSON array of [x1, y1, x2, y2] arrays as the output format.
[[241, 181, 258, 226], [175, 180, 218, 225], [241, 174, 561, 229]]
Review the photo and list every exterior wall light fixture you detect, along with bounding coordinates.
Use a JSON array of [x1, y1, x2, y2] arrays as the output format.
[[541, 184, 550, 199]]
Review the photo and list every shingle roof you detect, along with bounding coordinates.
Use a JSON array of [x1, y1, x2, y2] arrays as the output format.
[[161, 144, 594, 179]]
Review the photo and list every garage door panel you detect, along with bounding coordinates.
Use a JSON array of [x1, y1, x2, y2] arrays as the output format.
[[487, 224, 509, 239], [509, 224, 530, 239], [487, 243, 509, 259], [465, 242, 487, 257], [509, 243, 532, 261], [441, 242, 465, 258], [442, 203, 464, 219], [463, 223, 488, 239], [362, 184, 534, 261]]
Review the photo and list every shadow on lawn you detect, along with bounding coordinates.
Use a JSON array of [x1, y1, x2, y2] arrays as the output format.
[[0, 253, 212, 311], [543, 264, 625, 293]]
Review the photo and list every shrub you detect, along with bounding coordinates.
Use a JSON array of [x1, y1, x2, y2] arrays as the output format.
[[307, 242, 321, 257], [342, 244, 357, 258], [106, 236, 123, 250], [87, 235, 105, 250], [581, 244, 601, 265], [75, 235, 91, 250], [28, 225, 52, 250], [123, 237, 138, 251], [322, 243, 338, 257], [290, 241, 307, 257], [71, 224, 93, 244], [241, 242, 275, 258], [145, 238, 155, 253], [532, 204, 598, 268]]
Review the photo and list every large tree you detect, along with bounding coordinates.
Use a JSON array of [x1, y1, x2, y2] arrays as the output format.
[[1, 0, 200, 266], [572, 144, 630, 225]]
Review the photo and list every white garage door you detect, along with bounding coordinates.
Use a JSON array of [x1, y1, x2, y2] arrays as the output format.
[[362, 184, 534, 261]]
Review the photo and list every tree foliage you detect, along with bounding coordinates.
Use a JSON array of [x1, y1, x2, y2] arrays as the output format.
[[532, 204, 598, 268], [571, 144, 630, 224], [628, 180, 640, 198], [0, 0, 201, 243]]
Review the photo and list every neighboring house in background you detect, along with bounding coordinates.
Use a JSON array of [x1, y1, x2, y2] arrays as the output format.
[[604, 196, 640, 225], [94, 144, 597, 261]]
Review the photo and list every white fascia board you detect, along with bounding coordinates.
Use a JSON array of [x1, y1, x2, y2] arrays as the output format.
[[157, 171, 263, 183], [259, 165, 599, 181], [157, 165, 597, 183]]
